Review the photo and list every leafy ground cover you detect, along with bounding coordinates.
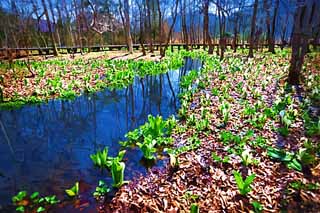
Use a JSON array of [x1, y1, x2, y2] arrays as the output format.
[[0, 51, 183, 109], [6, 49, 320, 212], [107, 49, 320, 212]]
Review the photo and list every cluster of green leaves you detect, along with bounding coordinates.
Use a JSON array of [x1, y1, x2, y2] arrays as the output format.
[[111, 154, 128, 188], [90, 147, 113, 169], [289, 180, 320, 191], [65, 182, 79, 197], [12, 191, 59, 212], [137, 135, 157, 160], [121, 115, 176, 160], [219, 130, 254, 147], [218, 100, 230, 125], [90, 149, 127, 188], [251, 201, 263, 213], [190, 203, 200, 213], [233, 171, 256, 196], [267, 147, 316, 171], [180, 70, 198, 89], [240, 149, 259, 166], [211, 152, 230, 164], [164, 148, 180, 168], [303, 111, 320, 137], [93, 180, 110, 199], [165, 134, 201, 159], [178, 99, 189, 119]]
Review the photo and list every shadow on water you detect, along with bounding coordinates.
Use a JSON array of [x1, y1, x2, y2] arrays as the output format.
[[0, 58, 202, 210]]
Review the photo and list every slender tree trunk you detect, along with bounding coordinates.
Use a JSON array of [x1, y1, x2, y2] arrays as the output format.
[[181, 0, 188, 50], [248, 0, 258, 58], [64, 3, 75, 46], [48, 0, 61, 47], [288, 0, 317, 85], [124, 0, 133, 53], [137, 0, 146, 55], [41, 0, 58, 56], [73, 0, 82, 50], [203, 0, 213, 54], [203, 0, 208, 49], [156, 0, 163, 54], [146, 0, 153, 53], [218, 5, 226, 59], [280, 13, 289, 50], [233, 19, 238, 53], [162, 0, 179, 57], [264, 0, 272, 53], [270, 0, 280, 53]]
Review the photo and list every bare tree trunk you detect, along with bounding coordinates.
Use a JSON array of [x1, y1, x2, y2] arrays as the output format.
[[203, 0, 213, 54], [248, 0, 258, 58], [233, 19, 238, 53], [136, 0, 146, 55], [203, 0, 208, 49], [41, 0, 58, 56], [146, 0, 153, 53], [156, 0, 163, 54], [280, 13, 289, 50], [48, 0, 61, 47], [288, 0, 318, 85], [124, 0, 133, 53], [181, 0, 188, 50], [162, 0, 179, 57], [62, 3, 73, 46], [73, 0, 82, 51], [264, 0, 272, 53], [270, 0, 280, 53]]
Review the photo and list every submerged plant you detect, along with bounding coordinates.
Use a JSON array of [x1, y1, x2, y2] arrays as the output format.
[[137, 135, 157, 160], [12, 191, 59, 212], [111, 156, 128, 188], [233, 171, 256, 196], [143, 115, 166, 138], [90, 147, 111, 169], [93, 180, 111, 199], [65, 181, 79, 197]]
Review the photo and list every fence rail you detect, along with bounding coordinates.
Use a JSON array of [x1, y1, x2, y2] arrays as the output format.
[[0, 43, 290, 60]]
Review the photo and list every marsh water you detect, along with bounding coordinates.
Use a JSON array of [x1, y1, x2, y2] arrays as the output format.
[[0, 58, 201, 210]]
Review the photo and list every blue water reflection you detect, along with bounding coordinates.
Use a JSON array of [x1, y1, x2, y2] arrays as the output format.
[[0, 58, 201, 207]]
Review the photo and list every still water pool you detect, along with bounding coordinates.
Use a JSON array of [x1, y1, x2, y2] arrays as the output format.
[[0, 58, 202, 210]]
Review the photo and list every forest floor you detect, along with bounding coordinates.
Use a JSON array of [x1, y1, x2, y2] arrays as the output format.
[[109, 50, 320, 212], [0, 50, 166, 109], [5, 50, 162, 63], [2, 49, 320, 212], [58, 50, 162, 61]]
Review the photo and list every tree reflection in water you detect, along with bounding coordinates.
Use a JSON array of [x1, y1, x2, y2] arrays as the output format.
[[0, 57, 202, 206]]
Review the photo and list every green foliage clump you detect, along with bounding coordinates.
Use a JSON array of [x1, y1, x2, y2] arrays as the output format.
[[12, 191, 59, 212], [233, 171, 256, 196], [93, 180, 110, 199]]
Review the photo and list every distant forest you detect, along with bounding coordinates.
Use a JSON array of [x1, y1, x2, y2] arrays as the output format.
[[0, 0, 318, 49]]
